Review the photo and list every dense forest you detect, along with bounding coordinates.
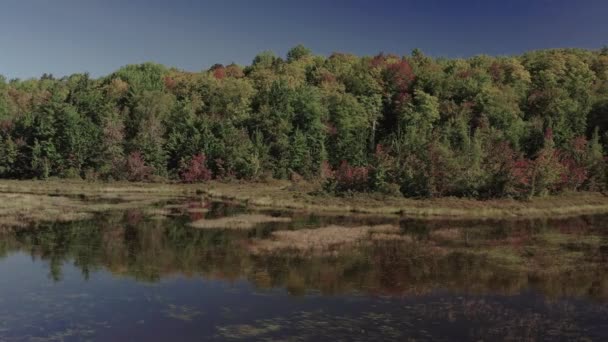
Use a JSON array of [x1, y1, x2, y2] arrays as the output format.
[[0, 46, 607, 199]]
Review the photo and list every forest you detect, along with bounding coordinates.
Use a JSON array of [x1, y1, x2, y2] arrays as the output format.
[[0, 45, 607, 199]]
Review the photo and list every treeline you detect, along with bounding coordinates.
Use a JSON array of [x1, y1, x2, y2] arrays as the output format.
[[0, 45, 608, 198]]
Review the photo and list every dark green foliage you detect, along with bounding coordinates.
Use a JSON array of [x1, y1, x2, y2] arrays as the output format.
[[0, 135, 17, 177], [0, 46, 606, 198], [287, 44, 312, 62]]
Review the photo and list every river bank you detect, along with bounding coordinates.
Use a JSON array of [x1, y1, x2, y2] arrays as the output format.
[[0, 179, 607, 228]]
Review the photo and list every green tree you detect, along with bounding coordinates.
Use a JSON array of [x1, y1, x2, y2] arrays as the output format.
[[528, 129, 564, 197], [287, 44, 312, 62], [523, 50, 595, 145], [0, 136, 17, 176], [98, 110, 127, 179]]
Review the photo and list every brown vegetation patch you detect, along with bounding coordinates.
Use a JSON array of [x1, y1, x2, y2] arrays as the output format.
[[371, 233, 412, 242], [201, 181, 608, 219], [252, 224, 400, 255], [3, 180, 608, 221], [0, 193, 94, 228], [430, 228, 462, 241], [189, 214, 291, 230], [144, 208, 172, 217], [0, 180, 199, 228]]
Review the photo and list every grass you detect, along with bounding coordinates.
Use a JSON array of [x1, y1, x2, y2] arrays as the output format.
[[540, 232, 603, 247], [0, 179, 199, 228], [1, 179, 608, 229], [217, 323, 281, 339], [0, 179, 195, 198], [200, 180, 608, 219], [443, 228, 608, 275], [0, 193, 94, 228], [189, 214, 291, 229], [0, 191, 187, 229], [251, 224, 400, 255]]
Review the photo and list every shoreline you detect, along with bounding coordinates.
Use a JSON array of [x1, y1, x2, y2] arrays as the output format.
[[200, 181, 608, 220], [0, 179, 607, 222]]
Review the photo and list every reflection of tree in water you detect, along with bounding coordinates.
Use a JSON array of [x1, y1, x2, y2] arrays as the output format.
[[1, 210, 607, 301]]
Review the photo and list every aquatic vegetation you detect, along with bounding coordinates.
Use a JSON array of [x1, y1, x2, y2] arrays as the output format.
[[144, 208, 172, 219], [429, 227, 462, 241], [0, 192, 179, 229], [0, 193, 95, 228], [1, 180, 608, 222], [189, 214, 291, 230], [163, 304, 202, 322], [1, 197, 608, 342], [0, 181, 204, 228], [202, 181, 608, 219], [251, 224, 400, 255], [216, 323, 281, 339], [0, 206, 606, 300]]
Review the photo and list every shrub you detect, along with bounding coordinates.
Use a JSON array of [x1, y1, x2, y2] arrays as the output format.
[[332, 160, 370, 193], [125, 151, 153, 182], [509, 158, 534, 198], [558, 137, 589, 191], [528, 129, 565, 196], [180, 154, 212, 183]]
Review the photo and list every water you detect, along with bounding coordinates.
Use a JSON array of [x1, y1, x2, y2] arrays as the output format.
[[0, 200, 607, 341]]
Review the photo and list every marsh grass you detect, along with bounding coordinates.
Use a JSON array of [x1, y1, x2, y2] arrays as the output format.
[[201, 181, 608, 219], [0, 180, 200, 228], [0, 193, 94, 228], [161, 202, 210, 217], [540, 232, 603, 247], [2, 180, 608, 222], [0, 179, 196, 198], [252, 224, 400, 255], [189, 214, 291, 230], [217, 323, 281, 339], [0, 192, 182, 228], [144, 208, 173, 217], [429, 228, 462, 241], [451, 228, 608, 275], [163, 304, 202, 322]]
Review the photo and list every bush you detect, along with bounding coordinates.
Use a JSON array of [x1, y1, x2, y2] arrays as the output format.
[[329, 160, 370, 193], [126, 151, 153, 182], [558, 137, 589, 191], [180, 154, 212, 183]]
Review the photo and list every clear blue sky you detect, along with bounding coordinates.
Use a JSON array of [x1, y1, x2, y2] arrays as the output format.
[[1, 0, 607, 79]]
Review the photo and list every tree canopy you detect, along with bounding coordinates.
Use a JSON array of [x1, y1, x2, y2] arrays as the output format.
[[0, 47, 607, 198]]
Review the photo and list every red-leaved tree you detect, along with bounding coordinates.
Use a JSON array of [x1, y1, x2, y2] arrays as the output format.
[[334, 160, 370, 192], [126, 151, 153, 182], [558, 136, 589, 191], [180, 154, 212, 183], [384, 59, 415, 106]]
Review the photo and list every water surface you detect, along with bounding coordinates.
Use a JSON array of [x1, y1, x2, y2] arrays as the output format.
[[0, 200, 607, 341]]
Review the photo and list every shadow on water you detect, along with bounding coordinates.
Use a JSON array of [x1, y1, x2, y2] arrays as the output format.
[[0, 200, 607, 340]]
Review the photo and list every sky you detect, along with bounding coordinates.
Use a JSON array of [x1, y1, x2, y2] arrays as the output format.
[[0, 0, 607, 79]]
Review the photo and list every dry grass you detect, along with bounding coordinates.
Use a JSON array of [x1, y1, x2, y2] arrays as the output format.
[[200, 180, 608, 219], [161, 203, 210, 214], [189, 214, 291, 230], [0, 190, 186, 228], [2, 179, 608, 225], [144, 208, 173, 220], [252, 224, 400, 255], [430, 228, 462, 240], [371, 232, 413, 242], [0, 179, 196, 196], [0, 193, 93, 227], [0, 180, 203, 228], [185, 208, 209, 214]]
